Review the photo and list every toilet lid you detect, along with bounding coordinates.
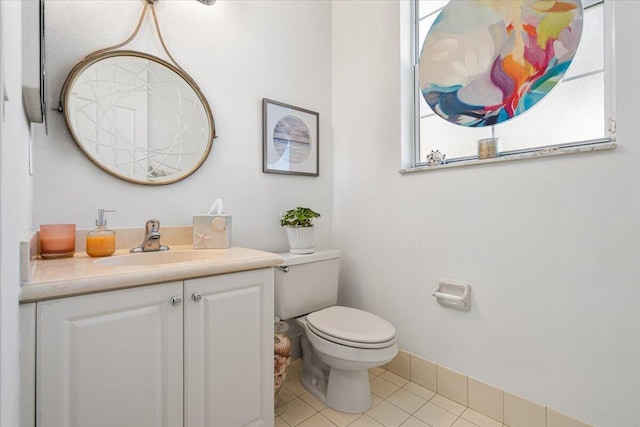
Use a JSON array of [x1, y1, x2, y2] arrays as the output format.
[[306, 306, 396, 345]]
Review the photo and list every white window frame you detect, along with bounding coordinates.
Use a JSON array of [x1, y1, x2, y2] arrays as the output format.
[[402, 0, 616, 173]]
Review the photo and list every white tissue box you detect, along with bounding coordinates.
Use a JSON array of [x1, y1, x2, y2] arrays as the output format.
[[193, 214, 232, 249]]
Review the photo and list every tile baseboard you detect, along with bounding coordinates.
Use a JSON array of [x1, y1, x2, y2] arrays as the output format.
[[387, 350, 592, 427]]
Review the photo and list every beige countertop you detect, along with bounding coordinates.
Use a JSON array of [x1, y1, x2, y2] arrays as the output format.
[[21, 246, 284, 303]]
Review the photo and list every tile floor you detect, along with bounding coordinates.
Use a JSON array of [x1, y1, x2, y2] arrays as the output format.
[[276, 361, 507, 427]]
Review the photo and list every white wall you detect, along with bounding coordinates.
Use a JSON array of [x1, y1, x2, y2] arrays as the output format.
[[21, 0, 640, 424], [0, 2, 35, 426], [34, 0, 333, 253], [332, 1, 640, 425]]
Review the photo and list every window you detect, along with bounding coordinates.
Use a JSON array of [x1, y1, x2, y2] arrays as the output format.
[[409, 0, 615, 170]]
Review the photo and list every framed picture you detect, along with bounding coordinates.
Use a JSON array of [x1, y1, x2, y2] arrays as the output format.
[[263, 98, 319, 176]]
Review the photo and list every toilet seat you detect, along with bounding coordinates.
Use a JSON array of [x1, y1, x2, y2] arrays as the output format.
[[306, 323, 396, 349], [306, 306, 396, 349]]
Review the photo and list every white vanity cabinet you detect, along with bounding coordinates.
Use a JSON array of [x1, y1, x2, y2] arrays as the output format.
[[36, 281, 184, 427], [184, 270, 274, 427], [25, 268, 274, 427]]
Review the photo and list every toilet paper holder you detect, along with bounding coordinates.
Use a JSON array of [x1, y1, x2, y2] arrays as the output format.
[[433, 279, 471, 311]]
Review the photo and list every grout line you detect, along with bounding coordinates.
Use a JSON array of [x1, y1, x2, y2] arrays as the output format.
[[321, 412, 338, 427], [545, 407, 548, 427], [467, 373, 470, 416]]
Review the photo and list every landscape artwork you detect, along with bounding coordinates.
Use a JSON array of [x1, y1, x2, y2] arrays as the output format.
[[420, 0, 583, 127], [263, 99, 319, 176], [273, 116, 312, 164]]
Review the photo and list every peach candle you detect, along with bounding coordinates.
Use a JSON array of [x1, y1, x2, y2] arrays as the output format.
[[40, 224, 76, 259]]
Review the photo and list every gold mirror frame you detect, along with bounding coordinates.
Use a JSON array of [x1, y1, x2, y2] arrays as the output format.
[[60, 50, 216, 185]]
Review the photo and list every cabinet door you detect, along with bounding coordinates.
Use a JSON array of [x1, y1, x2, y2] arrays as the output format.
[[37, 282, 183, 427], [185, 269, 274, 427]]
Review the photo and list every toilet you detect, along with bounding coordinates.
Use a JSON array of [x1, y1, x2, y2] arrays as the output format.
[[274, 250, 398, 413]]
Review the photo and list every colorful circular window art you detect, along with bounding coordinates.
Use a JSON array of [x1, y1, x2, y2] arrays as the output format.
[[420, 0, 583, 127]]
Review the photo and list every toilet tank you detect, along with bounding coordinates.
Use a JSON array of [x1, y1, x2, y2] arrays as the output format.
[[274, 250, 340, 320]]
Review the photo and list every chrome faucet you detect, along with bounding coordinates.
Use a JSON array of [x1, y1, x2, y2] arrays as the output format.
[[130, 219, 170, 253]]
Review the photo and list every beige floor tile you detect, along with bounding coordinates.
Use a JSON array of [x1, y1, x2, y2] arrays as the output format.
[[546, 408, 592, 427], [279, 386, 299, 403], [461, 408, 502, 427], [281, 398, 318, 426], [400, 417, 432, 427], [297, 413, 337, 427], [410, 356, 437, 392], [276, 358, 580, 427], [369, 366, 386, 377], [468, 378, 503, 423], [300, 392, 327, 411], [403, 382, 436, 401], [286, 368, 302, 382], [320, 407, 363, 427], [370, 377, 401, 399], [503, 393, 545, 427], [452, 418, 477, 427], [367, 401, 411, 427], [285, 378, 308, 396], [387, 351, 411, 380], [381, 371, 410, 387], [291, 358, 303, 370], [430, 394, 466, 416], [414, 402, 458, 427], [371, 393, 384, 408], [350, 415, 384, 427], [387, 388, 427, 414], [437, 366, 468, 406]]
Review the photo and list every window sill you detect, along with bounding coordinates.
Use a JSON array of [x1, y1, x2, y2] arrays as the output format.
[[399, 141, 616, 174]]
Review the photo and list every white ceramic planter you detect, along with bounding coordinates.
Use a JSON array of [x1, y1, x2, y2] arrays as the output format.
[[285, 227, 315, 254]]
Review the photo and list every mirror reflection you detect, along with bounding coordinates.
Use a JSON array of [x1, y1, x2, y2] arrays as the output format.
[[63, 51, 214, 185]]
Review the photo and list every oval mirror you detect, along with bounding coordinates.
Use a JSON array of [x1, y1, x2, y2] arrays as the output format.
[[62, 50, 215, 185]]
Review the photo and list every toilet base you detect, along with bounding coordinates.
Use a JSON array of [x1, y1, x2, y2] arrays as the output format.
[[300, 366, 372, 414], [326, 367, 372, 413], [296, 316, 396, 414]]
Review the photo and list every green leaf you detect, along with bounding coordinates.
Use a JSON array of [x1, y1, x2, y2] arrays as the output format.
[[280, 206, 321, 227]]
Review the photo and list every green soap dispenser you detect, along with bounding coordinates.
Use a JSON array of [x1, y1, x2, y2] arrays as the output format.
[[86, 209, 116, 257]]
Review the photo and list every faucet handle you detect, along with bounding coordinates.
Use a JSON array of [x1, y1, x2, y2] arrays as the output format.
[[146, 219, 160, 233]]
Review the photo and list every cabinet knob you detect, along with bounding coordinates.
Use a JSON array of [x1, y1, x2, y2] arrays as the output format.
[[192, 292, 203, 302], [170, 296, 182, 306]]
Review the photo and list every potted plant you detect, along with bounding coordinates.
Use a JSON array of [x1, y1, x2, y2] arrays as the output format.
[[280, 207, 320, 254]]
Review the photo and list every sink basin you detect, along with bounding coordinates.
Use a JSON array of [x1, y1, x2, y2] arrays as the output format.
[[93, 250, 224, 267]]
